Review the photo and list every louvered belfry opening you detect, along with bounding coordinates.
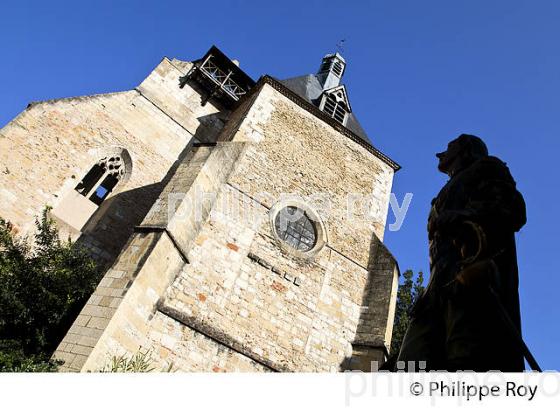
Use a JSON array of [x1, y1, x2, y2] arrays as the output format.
[[319, 54, 345, 78], [320, 58, 344, 78], [323, 92, 347, 124]]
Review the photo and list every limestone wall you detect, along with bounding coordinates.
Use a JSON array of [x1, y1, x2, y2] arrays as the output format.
[[0, 91, 181, 234], [158, 83, 399, 370], [65, 81, 398, 372], [0, 56, 225, 270], [137, 57, 228, 142], [54, 230, 165, 371], [65, 140, 264, 372], [229, 84, 396, 264]]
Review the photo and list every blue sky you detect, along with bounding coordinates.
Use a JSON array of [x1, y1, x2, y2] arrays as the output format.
[[1, 0, 558, 370]]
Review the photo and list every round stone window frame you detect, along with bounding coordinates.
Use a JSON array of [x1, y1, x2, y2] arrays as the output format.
[[269, 199, 327, 259]]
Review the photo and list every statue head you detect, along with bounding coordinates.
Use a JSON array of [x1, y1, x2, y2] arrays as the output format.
[[436, 134, 488, 176]]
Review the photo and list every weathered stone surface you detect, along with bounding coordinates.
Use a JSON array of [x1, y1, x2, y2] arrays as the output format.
[[1, 48, 399, 372], [228, 85, 395, 266], [0, 57, 226, 270]]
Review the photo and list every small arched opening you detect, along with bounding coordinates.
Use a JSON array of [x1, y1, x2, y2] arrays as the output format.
[[75, 153, 130, 205], [52, 147, 132, 234]]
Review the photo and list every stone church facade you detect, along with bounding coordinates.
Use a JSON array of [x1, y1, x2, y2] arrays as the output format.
[[0, 45, 400, 372]]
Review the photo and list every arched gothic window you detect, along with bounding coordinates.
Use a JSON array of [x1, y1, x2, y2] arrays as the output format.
[[52, 147, 132, 234], [75, 155, 126, 205]]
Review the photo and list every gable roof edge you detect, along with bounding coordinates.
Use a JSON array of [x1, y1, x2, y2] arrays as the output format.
[[248, 75, 400, 171]]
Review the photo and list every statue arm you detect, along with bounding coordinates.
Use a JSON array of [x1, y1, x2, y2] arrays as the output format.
[[464, 159, 526, 233]]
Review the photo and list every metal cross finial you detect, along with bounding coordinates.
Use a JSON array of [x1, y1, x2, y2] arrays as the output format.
[[336, 39, 346, 54]]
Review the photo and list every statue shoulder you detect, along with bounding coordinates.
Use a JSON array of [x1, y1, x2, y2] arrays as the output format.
[[470, 156, 516, 185]]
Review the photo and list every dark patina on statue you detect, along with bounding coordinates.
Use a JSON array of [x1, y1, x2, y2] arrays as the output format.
[[396, 134, 534, 371]]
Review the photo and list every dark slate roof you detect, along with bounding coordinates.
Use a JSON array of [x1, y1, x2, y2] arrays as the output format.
[[278, 74, 370, 143]]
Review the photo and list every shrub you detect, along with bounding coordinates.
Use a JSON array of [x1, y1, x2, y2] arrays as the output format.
[[0, 208, 100, 371]]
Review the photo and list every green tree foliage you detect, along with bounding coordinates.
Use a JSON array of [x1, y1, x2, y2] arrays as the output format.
[[0, 209, 100, 371], [390, 269, 425, 356]]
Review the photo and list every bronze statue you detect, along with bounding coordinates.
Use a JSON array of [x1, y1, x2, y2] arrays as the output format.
[[396, 134, 532, 371]]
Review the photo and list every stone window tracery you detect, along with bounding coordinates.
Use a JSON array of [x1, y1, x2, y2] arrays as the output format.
[[274, 206, 318, 252], [75, 155, 126, 206]]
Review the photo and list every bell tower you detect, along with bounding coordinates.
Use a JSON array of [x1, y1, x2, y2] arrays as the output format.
[[316, 52, 346, 90]]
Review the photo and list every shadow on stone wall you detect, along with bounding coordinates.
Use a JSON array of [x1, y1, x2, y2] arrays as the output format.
[[76, 182, 164, 271], [339, 233, 399, 372], [75, 142, 193, 273], [75, 106, 230, 273]]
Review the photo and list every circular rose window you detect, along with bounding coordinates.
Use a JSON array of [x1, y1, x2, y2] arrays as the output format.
[[273, 206, 317, 252]]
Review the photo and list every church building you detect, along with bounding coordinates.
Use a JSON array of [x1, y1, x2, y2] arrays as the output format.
[[0, 45, 400, 371]]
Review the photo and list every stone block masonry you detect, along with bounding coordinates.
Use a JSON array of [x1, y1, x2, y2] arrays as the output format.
[[1, 47, 399, 372], [65, 78, 398, 372], [0, 56, 226, 269]]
